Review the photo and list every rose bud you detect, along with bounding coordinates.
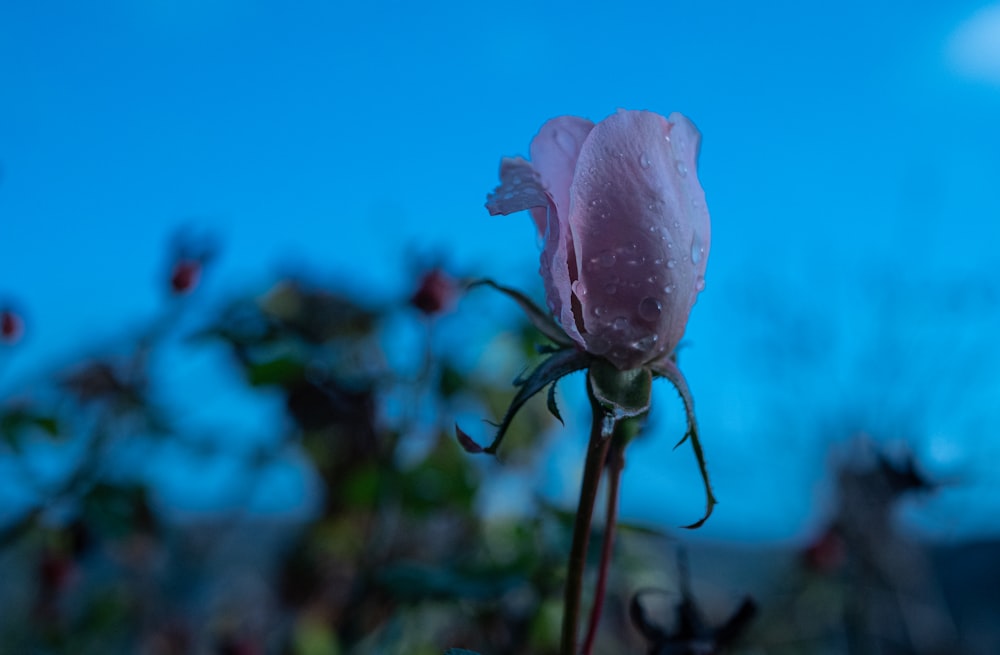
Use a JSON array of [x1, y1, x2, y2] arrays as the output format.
[[1, 309, 24, 344], [170, 259, 202, 295], [410, 268, 458, 315], [487, 110, 710, 371]]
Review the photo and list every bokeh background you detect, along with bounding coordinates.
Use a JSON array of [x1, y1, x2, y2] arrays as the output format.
[[2, 1, 999, 653]]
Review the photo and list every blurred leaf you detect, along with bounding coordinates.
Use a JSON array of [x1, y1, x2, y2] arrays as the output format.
[[0, 406, 63, 450], [444, 650, 482, 655], [246, 355, 305, 387], [377, 562, 518, 602], [342, 465, 380, 508], [293, 612, 341, 655], [438, 363, 466, 398]]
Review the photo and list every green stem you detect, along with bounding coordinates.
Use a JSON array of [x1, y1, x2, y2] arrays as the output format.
[[581, 429, 627, 655], [560, 390, 613, 655]]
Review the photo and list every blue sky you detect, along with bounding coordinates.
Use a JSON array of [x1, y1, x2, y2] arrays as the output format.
[[2, 0, 999, 542]]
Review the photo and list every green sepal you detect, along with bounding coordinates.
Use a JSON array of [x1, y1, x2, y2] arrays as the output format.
[[546, 382, 563, 425], [468, 279, 575, 347], [588, 359, 653, 421], [650, 357, 717, 529], [481, 347, 591, 455]]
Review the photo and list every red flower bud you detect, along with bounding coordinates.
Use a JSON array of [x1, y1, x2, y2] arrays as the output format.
[[1, 309, 24, 344], [410, 268, 457, 315], [170, 260, 202, 295]]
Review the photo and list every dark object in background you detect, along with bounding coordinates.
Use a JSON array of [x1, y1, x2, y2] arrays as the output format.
[[631, 552, 757, 655]]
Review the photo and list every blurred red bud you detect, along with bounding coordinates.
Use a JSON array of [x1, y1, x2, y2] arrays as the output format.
[[803, 526, 846, 573], [410, 269, 457, 315], [1, 309, 24, 344], [170, 260, 202, 295]]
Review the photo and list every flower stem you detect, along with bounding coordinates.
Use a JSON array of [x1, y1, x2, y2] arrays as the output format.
[[560, 391, 613, 655], [581, 430, 627, 655]]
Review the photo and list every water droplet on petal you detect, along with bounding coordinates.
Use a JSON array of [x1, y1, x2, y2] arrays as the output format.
[[691, 231, 705, 265], [593, 305, 607, 317], [676, 160, 688, 177], [590, 199, 598, 207], [639, 152, 651, 169], [612, 316, 629, 331], [638, 297, 662, 321], [572, 280, 588, 297], [603, 282, 617, 295], [666, 259, 676, 269], [663, 284, 674, 294], [597, 251, 616, 268], [632, 334, 659, 352], [695, 276, 706, 292]]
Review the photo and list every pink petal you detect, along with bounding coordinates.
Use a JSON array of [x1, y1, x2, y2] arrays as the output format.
[[528, 116, 595, 346], [568, 110, 711, 370], [485, 157, 548, 219]]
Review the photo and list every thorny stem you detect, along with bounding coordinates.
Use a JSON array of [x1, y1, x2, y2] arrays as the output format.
[[560, 391, 614, 655], [581, 426, 628, 655]]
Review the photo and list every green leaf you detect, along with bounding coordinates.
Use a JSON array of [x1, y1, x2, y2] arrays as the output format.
[[468, 279, 574, 347], [481, 347, 591, 455]]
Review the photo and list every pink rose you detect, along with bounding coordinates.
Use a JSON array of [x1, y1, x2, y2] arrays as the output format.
[[487, 110, 710, 371]]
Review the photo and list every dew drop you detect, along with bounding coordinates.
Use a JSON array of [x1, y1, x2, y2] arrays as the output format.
[[589, 166, 597, 175], [638, 297, 662, 321], [639, 152, 651, 169], [590, 199, 598, 207], [675, 160, 688, 177], [695, 276, 706, 292], [593, 305, 607, 317], [596, 250, 616, 268], [603, 282, 617, 295], [632, 334, 659, 351], [612, 316, 629, 331], [572, 280, 588, 297], [691, 231, 705, 265], [666, 259, 676, 269], [663, 284, 674, 294]]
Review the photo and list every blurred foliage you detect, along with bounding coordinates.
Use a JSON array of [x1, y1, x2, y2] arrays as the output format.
[[0, 245, 992, 655]]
